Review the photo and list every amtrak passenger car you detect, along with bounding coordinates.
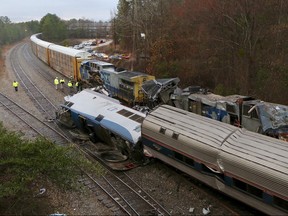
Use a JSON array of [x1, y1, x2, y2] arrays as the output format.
[[142, 105, 288, 215], [57, 89, 146, 158]]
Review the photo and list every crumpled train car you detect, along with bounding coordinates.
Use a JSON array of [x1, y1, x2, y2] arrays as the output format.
[[142, 105, 288, 215], [100, 69, 155, 104]]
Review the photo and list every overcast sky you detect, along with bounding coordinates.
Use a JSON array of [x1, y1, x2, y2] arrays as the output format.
[[1, 0, 119, 23]]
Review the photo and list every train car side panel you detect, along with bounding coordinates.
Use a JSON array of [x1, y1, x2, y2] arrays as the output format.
[[142, 105, 288, 215], [30, 33, 53, 65]]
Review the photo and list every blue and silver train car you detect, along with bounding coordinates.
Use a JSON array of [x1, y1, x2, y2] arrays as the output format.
[[100, 70, 155, 104], [142, 105, 288, 215], [56, 89, 146, 158]]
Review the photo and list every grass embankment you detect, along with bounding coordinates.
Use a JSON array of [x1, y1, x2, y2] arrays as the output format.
[[0, 123, 102, 215]]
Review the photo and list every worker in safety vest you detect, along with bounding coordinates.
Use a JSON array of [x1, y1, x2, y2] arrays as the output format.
[[13, 81, 19, 92], [60, 78, 65, 89], [54, 77, 59, 90], [68, 80, 73, 94], [75, 81, 79, 92]]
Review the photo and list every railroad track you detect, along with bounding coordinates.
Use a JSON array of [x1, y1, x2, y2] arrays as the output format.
[[22, 43, 72, 96], [4, 41, 262, 215], [0, 92, 69, 145], [9, 44, 172, 215], [10, 44, 58, 119], [77, 157, 171, 215]]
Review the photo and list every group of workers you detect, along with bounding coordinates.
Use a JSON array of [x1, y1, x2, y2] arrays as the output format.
[[54, 77, 82, 93], [12, 77, 82, 94]]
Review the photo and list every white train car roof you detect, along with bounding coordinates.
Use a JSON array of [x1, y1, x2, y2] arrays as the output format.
[[49, 43, 91, 59], [145, 105, 288, 199], [30, 33, 54, 48], [221, 129, 288, 198], [143, 105, 239, 167], [63, 89, 146, 144], [144, 105, 238, 149]]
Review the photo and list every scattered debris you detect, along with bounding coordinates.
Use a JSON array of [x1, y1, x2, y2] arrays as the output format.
[[34, 187, 46, 197], [189, 207, 195, 213], [49, 212, 66, 216], [39, 188, 46, 195], [202, 205, 212, 215]]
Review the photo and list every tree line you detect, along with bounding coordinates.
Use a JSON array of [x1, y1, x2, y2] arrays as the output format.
[[0, 14, 110, 52], [113, 0, 288, 105]]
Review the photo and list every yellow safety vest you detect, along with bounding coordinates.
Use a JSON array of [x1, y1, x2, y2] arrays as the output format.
[[13, 82, 19, 87], [54, 78, 59, 85], [68, 81, 73, 87]]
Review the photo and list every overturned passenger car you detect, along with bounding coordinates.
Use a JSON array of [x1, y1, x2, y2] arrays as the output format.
[[56, 89, 147, 163]]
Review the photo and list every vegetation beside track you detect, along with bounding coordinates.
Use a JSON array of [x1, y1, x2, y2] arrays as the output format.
[[0, 122, 102, 215]]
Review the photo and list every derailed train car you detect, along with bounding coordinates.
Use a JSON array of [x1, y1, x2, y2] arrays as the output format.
[[100, 69, 155, 105], [56, 89, 146, 161], [172, 87, 288, 141], [142, 105, 288, 215], [30, 33, 91, 80]]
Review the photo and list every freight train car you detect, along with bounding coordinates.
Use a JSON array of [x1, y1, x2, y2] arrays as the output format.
[[30, 33, 53, 65], [30, 33, 91, 80], [142, 105, 288, 215]]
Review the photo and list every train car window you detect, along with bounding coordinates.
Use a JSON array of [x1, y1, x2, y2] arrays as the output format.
[[159, 127, 166, 134], [172, 132, 179, 140], [184, 157, 195, 167], [122, 79, 133, 86], [117, 109, 134, 117], [247, 185, 263, 198], [250, 109, 259, 119], [233, 178, 247, 191], [174, 152, 182, 161], [243, 105, 259, 119], [243, 105, 250, 117], [226, 104, 236, 114], [95, 114, 104, 122], [274, 196, 288, 211], [174, 152, 195, 168], [233, 178, 262, 199]]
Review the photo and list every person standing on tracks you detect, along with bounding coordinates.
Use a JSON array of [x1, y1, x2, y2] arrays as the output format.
[[78, 80, 83, 91], [60, 78, 65, 90], [13, 80, 19, 92], [54, 77, 59, 90], [75, 81, 79, 92], [68, 80, 73, 94]]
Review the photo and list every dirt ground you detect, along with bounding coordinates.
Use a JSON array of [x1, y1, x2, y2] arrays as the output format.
[[0, 43, 113, 215]]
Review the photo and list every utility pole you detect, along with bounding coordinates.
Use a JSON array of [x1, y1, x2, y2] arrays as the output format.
[[126, 0, 137, 71]]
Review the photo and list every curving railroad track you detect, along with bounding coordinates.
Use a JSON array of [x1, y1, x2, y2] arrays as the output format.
[[10, 44, 59, 119], [2, 41, 262, 216]]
